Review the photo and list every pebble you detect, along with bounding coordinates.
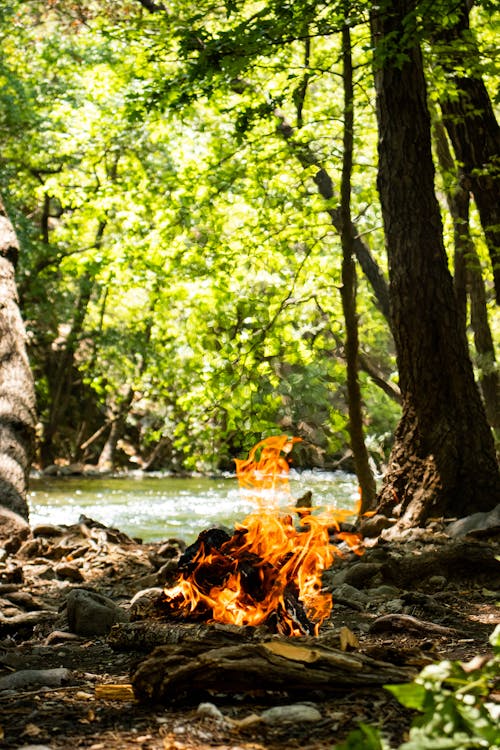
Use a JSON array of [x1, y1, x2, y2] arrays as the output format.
[[196, 702, 225, 720], [261, 703, 322, 724], [428, 575, 447, 589]]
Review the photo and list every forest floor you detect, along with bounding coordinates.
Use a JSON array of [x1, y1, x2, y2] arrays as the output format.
[[0, 510, 499, 750]]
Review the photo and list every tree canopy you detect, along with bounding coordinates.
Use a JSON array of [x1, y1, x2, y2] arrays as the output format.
[[0, 0, 498, 512]]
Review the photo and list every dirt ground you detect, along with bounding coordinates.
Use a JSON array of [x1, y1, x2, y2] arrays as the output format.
[[0, 515, 499, 750]]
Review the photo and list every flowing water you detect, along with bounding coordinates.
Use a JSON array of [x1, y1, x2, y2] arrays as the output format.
[[28, 470, 359, 543]]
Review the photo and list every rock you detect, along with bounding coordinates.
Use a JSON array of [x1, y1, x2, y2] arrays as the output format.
[[38, 566, 56, 580], [366, 585, 401, 600], [17, 538, 45, 559], [196, 702, 225, 720], [32, 524, 65, 538], [0, 507, 31, 554], [129, 587, 163, 620], [261, 703, 322, 724], [343, 562, 382, 588], [333, 583, 369, 609], [156, 559, 178, 585], [359, 514, 393, 538], [0, 667, 71, 691], [446, 505, 500, 538], [66, 589, 129, 636], [54, 562, 85, 582], [384, 598, 405, 613], [428, 575, 447, 589]]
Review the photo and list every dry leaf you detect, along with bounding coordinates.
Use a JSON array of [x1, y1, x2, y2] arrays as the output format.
[[339, 626, 360, 651], [263, 641, 319, 663], [75, 690, 94, 700], [22, 723, 43, 737]]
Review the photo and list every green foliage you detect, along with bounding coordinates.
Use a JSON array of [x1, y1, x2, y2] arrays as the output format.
[[0, 0, 495, 471], [334, 626, 500, 750]]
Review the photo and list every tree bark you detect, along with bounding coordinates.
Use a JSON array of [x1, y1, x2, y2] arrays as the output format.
[[437, 0, 500, 303], [340, 19, 376, 511], [131, 636, 415, 704], [371, 0, 499, 525], [0, 198, 36, 519], [275, 115, 392, 326], [433, 117, 499, 429]]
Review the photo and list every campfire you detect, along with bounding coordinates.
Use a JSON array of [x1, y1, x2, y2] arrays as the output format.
[[159, 435, 364, 636]]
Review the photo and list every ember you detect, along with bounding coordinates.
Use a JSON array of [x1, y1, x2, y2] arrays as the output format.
[[160, 435, 364, 635]]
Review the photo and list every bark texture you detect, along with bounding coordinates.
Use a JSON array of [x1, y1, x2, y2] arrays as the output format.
[[371, 0, 499, 524], [433, 117, 499, 428], [0, 199, 36, 519], [437, 0, 500, 302], [340, 21, 376, 510], [131, 635, 415, 704]]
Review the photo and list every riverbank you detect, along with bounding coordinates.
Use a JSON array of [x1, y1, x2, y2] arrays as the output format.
[[0, 509, 498, 749]]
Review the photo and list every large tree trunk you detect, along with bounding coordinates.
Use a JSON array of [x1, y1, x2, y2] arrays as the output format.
[[0, 199, 36, 519], [371, 0, 499, 525]]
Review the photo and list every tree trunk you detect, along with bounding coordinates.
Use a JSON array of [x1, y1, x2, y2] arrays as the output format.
[[371, 0, 499, 525], [340, 18, 376, 511], [437, 0, 500, 303], [274, 116, 392, 326], [433, 117, 499, 429], [0, 198, 37, 519], [97, 389, 134, 471]]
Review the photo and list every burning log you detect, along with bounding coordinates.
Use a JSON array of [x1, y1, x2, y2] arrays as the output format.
[[131, 636, 416, 705], [157, 436, 365, 636]]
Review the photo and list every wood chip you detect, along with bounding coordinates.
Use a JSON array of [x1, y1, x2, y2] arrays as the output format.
[[95, 684, 136, 701]]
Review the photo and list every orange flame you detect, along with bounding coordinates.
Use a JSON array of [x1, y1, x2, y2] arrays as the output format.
[[161, 435, 364, 635]]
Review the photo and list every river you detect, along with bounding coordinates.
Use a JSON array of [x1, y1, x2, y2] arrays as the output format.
[[28, 470, 359, 543]]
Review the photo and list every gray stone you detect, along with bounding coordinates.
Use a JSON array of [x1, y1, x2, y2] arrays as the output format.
[[196, 702, 225, 720], [343, 562, 382, 588], [66, 588, 129, 636], [384, 598, 405, 613], [333, 583, 369, 608], [261, 703, 322, 724], [447, 505, 500, 538], [0, 667, 71, 691], [366, 585, 401, 600]]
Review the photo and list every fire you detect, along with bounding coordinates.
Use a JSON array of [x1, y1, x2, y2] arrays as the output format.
[[161, 435, 364, 635]]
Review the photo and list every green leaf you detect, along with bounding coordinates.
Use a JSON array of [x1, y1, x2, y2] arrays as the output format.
[[385, 682, 428, 710], [334, 723, 386, 750]]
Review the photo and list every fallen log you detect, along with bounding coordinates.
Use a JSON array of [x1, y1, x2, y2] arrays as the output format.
[[368, 613, 461, 636], [109, 620, 256, 652], [131, 637, 416, 705]]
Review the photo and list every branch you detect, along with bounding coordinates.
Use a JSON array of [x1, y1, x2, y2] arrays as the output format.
[[275, 111, 392, 326], [135, 0, 167, 12]]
